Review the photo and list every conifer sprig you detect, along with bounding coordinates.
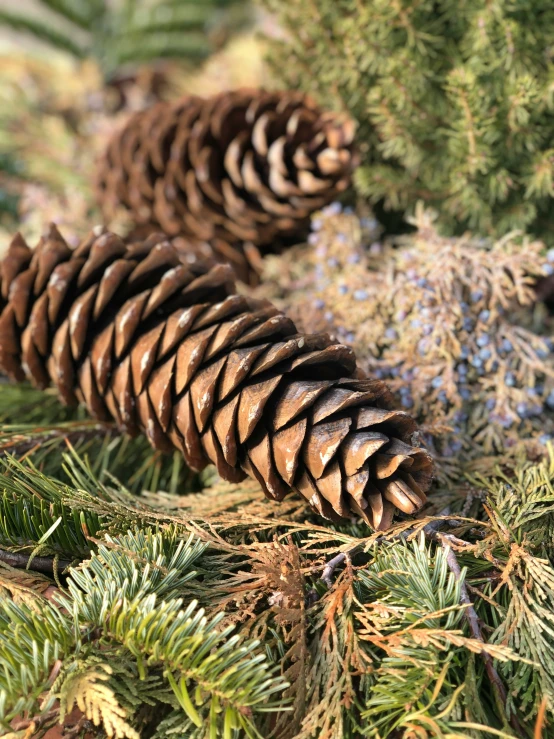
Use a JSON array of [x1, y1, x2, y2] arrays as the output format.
[[1, 384, 554, 735], [0, 0, 249, 81], [0, 528, 288, 736], [263, 0, 554, 240]]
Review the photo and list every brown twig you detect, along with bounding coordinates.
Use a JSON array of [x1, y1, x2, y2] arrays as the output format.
[[10, 707, 59, 731], [320, 550, 353, 588], [440, 536, 525, 736], [0, 548, 72, 574], [534, 697, 548, 739], [317, 506, 455, 590]]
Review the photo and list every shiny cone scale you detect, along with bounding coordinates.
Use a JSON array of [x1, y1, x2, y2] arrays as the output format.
[[0, 226, 433, 530], [96, 89, 356, 246]]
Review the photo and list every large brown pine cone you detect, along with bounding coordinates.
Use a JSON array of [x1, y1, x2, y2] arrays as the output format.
[[0, 226, 433, 530], [95, 89, 356, 246]]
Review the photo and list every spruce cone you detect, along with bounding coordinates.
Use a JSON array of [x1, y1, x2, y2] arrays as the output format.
[[95, 89, 356, 246], [0, 226, 433, 530]]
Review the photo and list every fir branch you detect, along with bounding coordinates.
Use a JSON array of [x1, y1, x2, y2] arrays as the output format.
[[0, 382, 201, 495], [0, 0, 249, 81], [316, 505, 455, 591], [0, 11, 86, 58], [38, 0, 99, 29], [0, 528, 288, 735]]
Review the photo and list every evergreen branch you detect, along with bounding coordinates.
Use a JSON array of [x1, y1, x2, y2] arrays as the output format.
[[0, 381, 201, 495], [0, 11, 86, 58], [125, 4, 222, 34], [0, 528, 288, 735], [0, 597, 75, 723], [0, 0, 247, 80], [0, 423, 116, 460], [66, 528, 209, 605], [37, 0, 99, 30], [113, 32, 213, 65], [0, 383, 82, 426], [316, 505, 456, 591], [61, 530, 289, 735], [59, 661, 140, 739], [0, 455, 105, 559]]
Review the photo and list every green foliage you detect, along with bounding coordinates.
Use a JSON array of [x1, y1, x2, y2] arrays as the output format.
[[0, 527, 287, 737], [473, 454, 554, 720], [356, 540, 501, 737], [0, 154, 22, 228], [2, 381, 554, 736], [0, 383, 203, 495], [264, 0, 554, 241], [0, 0, 249, 81]]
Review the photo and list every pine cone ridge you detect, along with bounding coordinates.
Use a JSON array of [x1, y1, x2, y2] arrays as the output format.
[[95, 89, 357, 246], [0, 226, 433, 530], [125, 223, 266, 286]]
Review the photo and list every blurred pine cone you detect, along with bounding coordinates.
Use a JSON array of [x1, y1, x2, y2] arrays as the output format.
[[95, 89, 357, 247], [125, 223, 266, 286], [0, 225, 432, 529]]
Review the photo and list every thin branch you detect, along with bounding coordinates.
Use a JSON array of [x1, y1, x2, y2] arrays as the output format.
[[534, 696, 548, 739], [440, 536, 525, 737], [0, 548, 72, 574], [321, 550, 352, 588], [315, 506, 457, 593], [10, 707, 59, 731]]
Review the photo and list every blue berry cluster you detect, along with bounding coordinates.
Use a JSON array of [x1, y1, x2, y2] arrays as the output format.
[[300, 208, 554, 459]]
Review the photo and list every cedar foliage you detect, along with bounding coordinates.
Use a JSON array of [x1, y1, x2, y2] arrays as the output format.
[[0, 381, 554, 737], [263, 0, 554, 241]]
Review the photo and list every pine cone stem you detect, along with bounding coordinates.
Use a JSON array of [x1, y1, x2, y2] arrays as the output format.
[[0, 226, 433, 530]]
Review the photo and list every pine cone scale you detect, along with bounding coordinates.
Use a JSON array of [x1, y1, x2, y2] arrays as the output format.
[[272, 379, 333, 430], [217, 344, 269, 402], [272, 416, 307, 485], [237, 374, 283, 444], [303, 417, 352, 479], [0, 227, 433, 530]]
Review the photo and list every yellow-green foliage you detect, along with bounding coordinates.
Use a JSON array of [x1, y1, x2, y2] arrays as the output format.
[[264, 0, 554, 241], [0, 0, 249, 80], [60, 662, 140, 739]]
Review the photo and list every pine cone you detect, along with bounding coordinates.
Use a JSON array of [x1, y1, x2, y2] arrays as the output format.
[[125, 223, 266, 286], [95, 89, 356, 246], [0, 226, 432, 530]]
